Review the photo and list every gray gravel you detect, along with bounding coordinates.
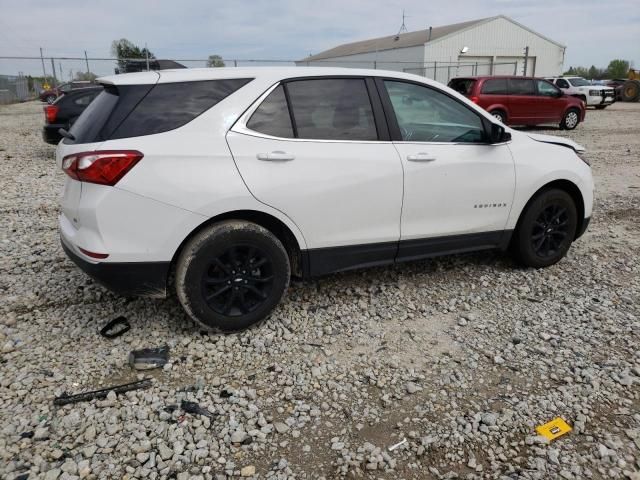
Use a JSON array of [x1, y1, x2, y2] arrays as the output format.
[[1, 101, 639, 479]]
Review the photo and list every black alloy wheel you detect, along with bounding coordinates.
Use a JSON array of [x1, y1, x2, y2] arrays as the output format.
[[530, 204, 570, 259], [512, 189, 577, 268], [201, 245, 274, 316]]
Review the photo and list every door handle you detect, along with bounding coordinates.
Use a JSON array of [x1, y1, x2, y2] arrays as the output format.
[[256, 151, 295, 161], [406, 152, 436, 162]]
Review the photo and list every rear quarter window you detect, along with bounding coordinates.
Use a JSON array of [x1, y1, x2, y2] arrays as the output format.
[[448, 79, 476, 95], [110, 79, 252, 139], [66, 78, 252, 144]]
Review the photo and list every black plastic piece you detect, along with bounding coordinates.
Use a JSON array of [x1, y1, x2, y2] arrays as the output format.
[[100, 316, 130, 338], [129, 346, 169, 370], [54, 378, 152, 406], [576, 216, 591, 239]]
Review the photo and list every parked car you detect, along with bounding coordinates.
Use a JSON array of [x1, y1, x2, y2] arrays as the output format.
[[448, 76, 585, 129], [39, 81, 95, 104], [57, 67, 593, 331], [605, 79, 628, 101], [545, 77, 615, 109], [42, 86, 102, 144]]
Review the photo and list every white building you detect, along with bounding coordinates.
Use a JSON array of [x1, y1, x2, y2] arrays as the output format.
[[296, 15, 566, 83]]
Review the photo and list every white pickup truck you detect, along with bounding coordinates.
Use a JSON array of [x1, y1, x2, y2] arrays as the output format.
[[546, 77, 615, 109]]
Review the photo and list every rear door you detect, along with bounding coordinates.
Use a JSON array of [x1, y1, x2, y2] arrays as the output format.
[[227, 77, 404, 275], [507, 78, 536, 123], [477, 78, 509, 116]]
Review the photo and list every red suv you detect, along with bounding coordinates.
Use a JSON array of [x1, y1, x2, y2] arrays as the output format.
[[448, 76, 586, 130]]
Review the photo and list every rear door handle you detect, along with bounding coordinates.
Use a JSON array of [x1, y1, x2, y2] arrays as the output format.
[[256, 151, 295, 161], [407, 152, 436, 162]]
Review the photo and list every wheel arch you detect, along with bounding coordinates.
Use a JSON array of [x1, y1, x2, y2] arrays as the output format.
[[170, 210, 305, 278], [513, 179, 586, 241], [487, 105, 508, 120]]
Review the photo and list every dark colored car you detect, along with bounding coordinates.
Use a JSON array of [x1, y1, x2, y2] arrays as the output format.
[[39, 81, 95, 104], [42, 86, 102, 144], [448, 76, 586, 130]]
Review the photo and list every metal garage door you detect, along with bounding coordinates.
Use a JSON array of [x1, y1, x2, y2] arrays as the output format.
[[455, 56, 493, 77], [495, 56, 536, 76]]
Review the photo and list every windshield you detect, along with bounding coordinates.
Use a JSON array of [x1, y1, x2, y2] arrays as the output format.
[[569, 78, 590, 87]]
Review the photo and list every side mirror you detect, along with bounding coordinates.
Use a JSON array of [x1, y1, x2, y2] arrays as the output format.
[[490, 123, 511, 144]]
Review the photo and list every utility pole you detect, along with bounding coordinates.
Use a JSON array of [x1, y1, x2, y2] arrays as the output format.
[[523, 46, 529, 76], [39, 47, 47, 78], [50, 58, 57, 87], [59, 62, 63, 81], [84, 50, 90, 73], [145, 42, 150, 71]]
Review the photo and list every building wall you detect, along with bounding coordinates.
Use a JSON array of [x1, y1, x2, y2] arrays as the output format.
[[422, 16, 564, 83], [296, 45, 425, 72]]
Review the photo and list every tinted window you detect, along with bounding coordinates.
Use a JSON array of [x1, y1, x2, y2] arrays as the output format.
[[569, 78, 590, 87], [247, 85, 294, 138], [73, 91, 100, 106], [536, 80, 560, 97], [448, 78, 476, 95], [555, 79, 570, 89], [286, 79, 377, 140], [481, 78, 508, 94], [384, 81, 486, 143], [110, 79, 252, 139], [66, 86, 120, 144], [508, 79, 535, 95]]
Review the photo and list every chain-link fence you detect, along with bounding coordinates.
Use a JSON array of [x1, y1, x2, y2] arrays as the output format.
[[0, 55, 518, 104]]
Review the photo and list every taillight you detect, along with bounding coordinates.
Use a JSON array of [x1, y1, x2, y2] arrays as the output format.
[[62, 150, 143, 186], [78, 247, 109, 259], [44, 105, 59, 123], [471, 96, 479, 104]]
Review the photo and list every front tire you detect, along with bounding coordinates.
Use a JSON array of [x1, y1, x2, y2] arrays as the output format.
[[175, 220, 290, 332], [560, 108, 580, 130], [512, 189, 577, 268]]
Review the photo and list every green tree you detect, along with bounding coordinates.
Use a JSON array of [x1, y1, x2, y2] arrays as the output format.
[[207, 55, 225, 68], [74, 71, 98, 81], [607, 59, 629, 79], [588, 65, 599, 79], [111, 39, 155, 72]]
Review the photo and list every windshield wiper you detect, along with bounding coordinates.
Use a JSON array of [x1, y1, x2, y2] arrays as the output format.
[[58, 128, 75, 141]]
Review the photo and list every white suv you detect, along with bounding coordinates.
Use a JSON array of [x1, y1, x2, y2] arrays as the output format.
[[57, 67, 593, 331], [546, 76, 615, 109]]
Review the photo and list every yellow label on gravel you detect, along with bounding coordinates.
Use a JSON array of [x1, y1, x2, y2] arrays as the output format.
[[536, 417, 572, 441]]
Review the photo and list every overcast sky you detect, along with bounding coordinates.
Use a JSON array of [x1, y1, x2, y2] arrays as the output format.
[[0, 0, 637, 79]]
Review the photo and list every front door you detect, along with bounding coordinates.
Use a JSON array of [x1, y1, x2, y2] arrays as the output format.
[[535, 79, 564, 122], [377, 79, 515, 260], [227, 78, 404, 275], [507, 78, 537, 123]]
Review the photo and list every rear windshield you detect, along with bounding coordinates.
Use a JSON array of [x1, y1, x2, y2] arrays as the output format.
[[448, 78, 476, 95], [66, 78, 252, 144]]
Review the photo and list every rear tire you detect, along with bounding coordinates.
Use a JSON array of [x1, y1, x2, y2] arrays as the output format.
[[175, 220, 290, 332], [45, 95, 56, 104], [490, 110, 506, 124], [512, 189, 577, 268], [560, 108, 580, 130]]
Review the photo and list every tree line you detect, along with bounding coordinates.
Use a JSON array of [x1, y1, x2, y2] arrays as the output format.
[[563, 59, 631, 80]]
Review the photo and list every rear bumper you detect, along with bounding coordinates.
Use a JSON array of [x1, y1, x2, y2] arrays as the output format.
[[61, 237, 170, 297], [42, 125, 64, 144]]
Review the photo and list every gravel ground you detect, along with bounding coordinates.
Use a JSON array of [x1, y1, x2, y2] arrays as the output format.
[[1, 101, 639, 480]]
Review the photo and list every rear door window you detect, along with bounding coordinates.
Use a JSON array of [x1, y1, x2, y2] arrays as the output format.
[[285, 79, 378, 141], [508, 79, 535, 95], [481, 78, 508, 94], [247, 85, 294, 138], [555, 79, 570, 89]]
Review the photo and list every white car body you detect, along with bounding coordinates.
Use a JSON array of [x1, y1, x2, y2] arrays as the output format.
[[546, 76, 615, 107], [56, 67, 593, 302]]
